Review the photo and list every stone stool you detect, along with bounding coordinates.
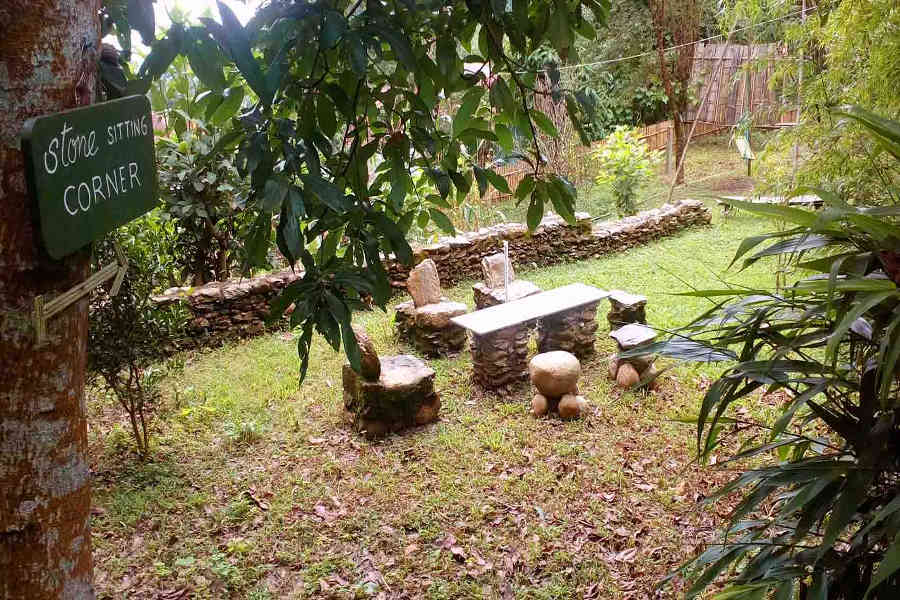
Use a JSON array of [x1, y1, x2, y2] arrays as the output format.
[[528, 351, 587, 419], [472, 253, 541, 310], [536, 301, 602, 359], [343, 328, 440, 438], [469, 324, 531, 392], [608, 323, 657, 389], [607, 290, 648, 328], [393, 259, 467, 357]]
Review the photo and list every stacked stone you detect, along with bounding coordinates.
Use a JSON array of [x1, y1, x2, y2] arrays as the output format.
[[342, 328, 440, 439], [536, 301, 601, 359], [470, 325, 532, 392], [393, 300, 416, 343], [529, 351, 587, 419], [393, 259, 467, 357], [608, 324, 658, 389], [607, 290, 647, 327], [413, 302, 468, 356], [472, 253, 542, 310]]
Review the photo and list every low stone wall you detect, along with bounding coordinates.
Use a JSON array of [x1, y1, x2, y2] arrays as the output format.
[[152, 201, 710, 347], [385, 200, 710, 288]]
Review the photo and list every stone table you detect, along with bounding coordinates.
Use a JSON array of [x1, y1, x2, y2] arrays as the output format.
[[452, 283, 608, 392]]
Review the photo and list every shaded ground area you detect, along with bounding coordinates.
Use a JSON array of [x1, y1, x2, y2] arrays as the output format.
[[88, 203, 778, 598]]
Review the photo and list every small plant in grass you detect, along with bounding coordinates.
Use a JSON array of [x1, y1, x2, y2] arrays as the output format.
[[89, 234, 185, 458], [223, 419, 267, 447], [651, 107, 900, 598], [592, 126, 661, 217]]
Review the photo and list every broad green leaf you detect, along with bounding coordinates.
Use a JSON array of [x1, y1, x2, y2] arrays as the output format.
[[530, 109, 559, 138], [187, 35, 227, 92], [320, 10, 347, 49], [526, 184, 546, 231], [484, 168, 511, 194], [429, 208, 456, 235], [453, 88, 485, 137], [209, 86, 244, 125]]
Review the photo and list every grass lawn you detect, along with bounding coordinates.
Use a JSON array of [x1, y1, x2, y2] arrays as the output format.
[[88, 137, 786, 599]]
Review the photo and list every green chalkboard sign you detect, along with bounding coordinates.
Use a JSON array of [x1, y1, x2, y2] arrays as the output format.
[[22, 95, 158, 259]]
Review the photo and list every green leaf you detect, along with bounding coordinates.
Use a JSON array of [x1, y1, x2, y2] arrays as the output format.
[[825, 290, 895, 360], [526, 184, 545, 231], [548, 175, 576, 223], [262, 177, 289, 211], [209, 86, 244, 125], [317, 95, 337, 139], [187, 34, 227, 92], [495, 123, 514, 152], [484, 168, 511, 195], [530, 109, 559, 138], [516, 174, 535, 202], [205, 2, 271, 105], [320, 10, 347, 49], [453, 88, 485, 137], [719, 198, 821, 228], [429, 208, 456, 235], [473, 165, 489, 197], [489, 77, 516, 114], [302, 175, 349, 212]]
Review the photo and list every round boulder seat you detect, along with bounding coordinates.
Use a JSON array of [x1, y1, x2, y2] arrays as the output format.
[[529, 350, 581, 398]]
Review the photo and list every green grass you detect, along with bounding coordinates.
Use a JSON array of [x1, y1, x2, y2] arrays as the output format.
[[88, 137, 782, 599]]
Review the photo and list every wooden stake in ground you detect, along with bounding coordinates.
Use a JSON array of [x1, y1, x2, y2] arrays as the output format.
[[0, 1, 99, 597]]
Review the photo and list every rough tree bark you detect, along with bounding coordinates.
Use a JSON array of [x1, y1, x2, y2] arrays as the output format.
[[0, 1, 99, 598], [651, 0, 700, 186]]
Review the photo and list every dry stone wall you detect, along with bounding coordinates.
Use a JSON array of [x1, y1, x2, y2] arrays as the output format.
[[152, 201, 710, 348]]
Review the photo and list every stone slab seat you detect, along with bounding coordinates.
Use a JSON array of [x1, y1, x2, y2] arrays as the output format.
[[343, 354, 441, 439]]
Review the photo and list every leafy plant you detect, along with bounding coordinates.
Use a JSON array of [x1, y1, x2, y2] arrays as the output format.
[[592, 126, 661, 216], [88, 232, 187, 458], [650, 107, 900, 599], [114, 0, 601, 380]]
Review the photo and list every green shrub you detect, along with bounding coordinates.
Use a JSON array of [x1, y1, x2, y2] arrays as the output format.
[[592, 126, 661, 216], [651, 107, 900, 599]]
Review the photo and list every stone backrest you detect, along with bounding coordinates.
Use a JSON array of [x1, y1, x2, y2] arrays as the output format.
[[481, 253, 515, 289], [407, 258, 442, 307]]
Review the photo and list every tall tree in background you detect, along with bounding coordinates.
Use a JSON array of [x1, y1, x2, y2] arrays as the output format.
[[651, 0, 701, 185], [0, 1, 99, 598]]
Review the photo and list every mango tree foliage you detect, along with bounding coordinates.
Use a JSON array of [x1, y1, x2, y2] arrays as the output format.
[[107, 0, 608, 379]]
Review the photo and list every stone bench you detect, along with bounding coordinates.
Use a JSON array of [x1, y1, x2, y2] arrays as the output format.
[[451, 283, 609, 392]]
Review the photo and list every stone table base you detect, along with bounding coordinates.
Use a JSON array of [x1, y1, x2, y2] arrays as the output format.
[[470, 324, 531, 391], [537, 301, 601, 359], [343, 355, 440, 438]]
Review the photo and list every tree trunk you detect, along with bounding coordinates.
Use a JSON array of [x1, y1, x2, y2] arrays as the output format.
[[0, 1, 99, 598], [672, 113, 687, 185]]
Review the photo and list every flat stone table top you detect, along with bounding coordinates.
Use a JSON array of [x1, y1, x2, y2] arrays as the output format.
[[452, 283, 608, 336]]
